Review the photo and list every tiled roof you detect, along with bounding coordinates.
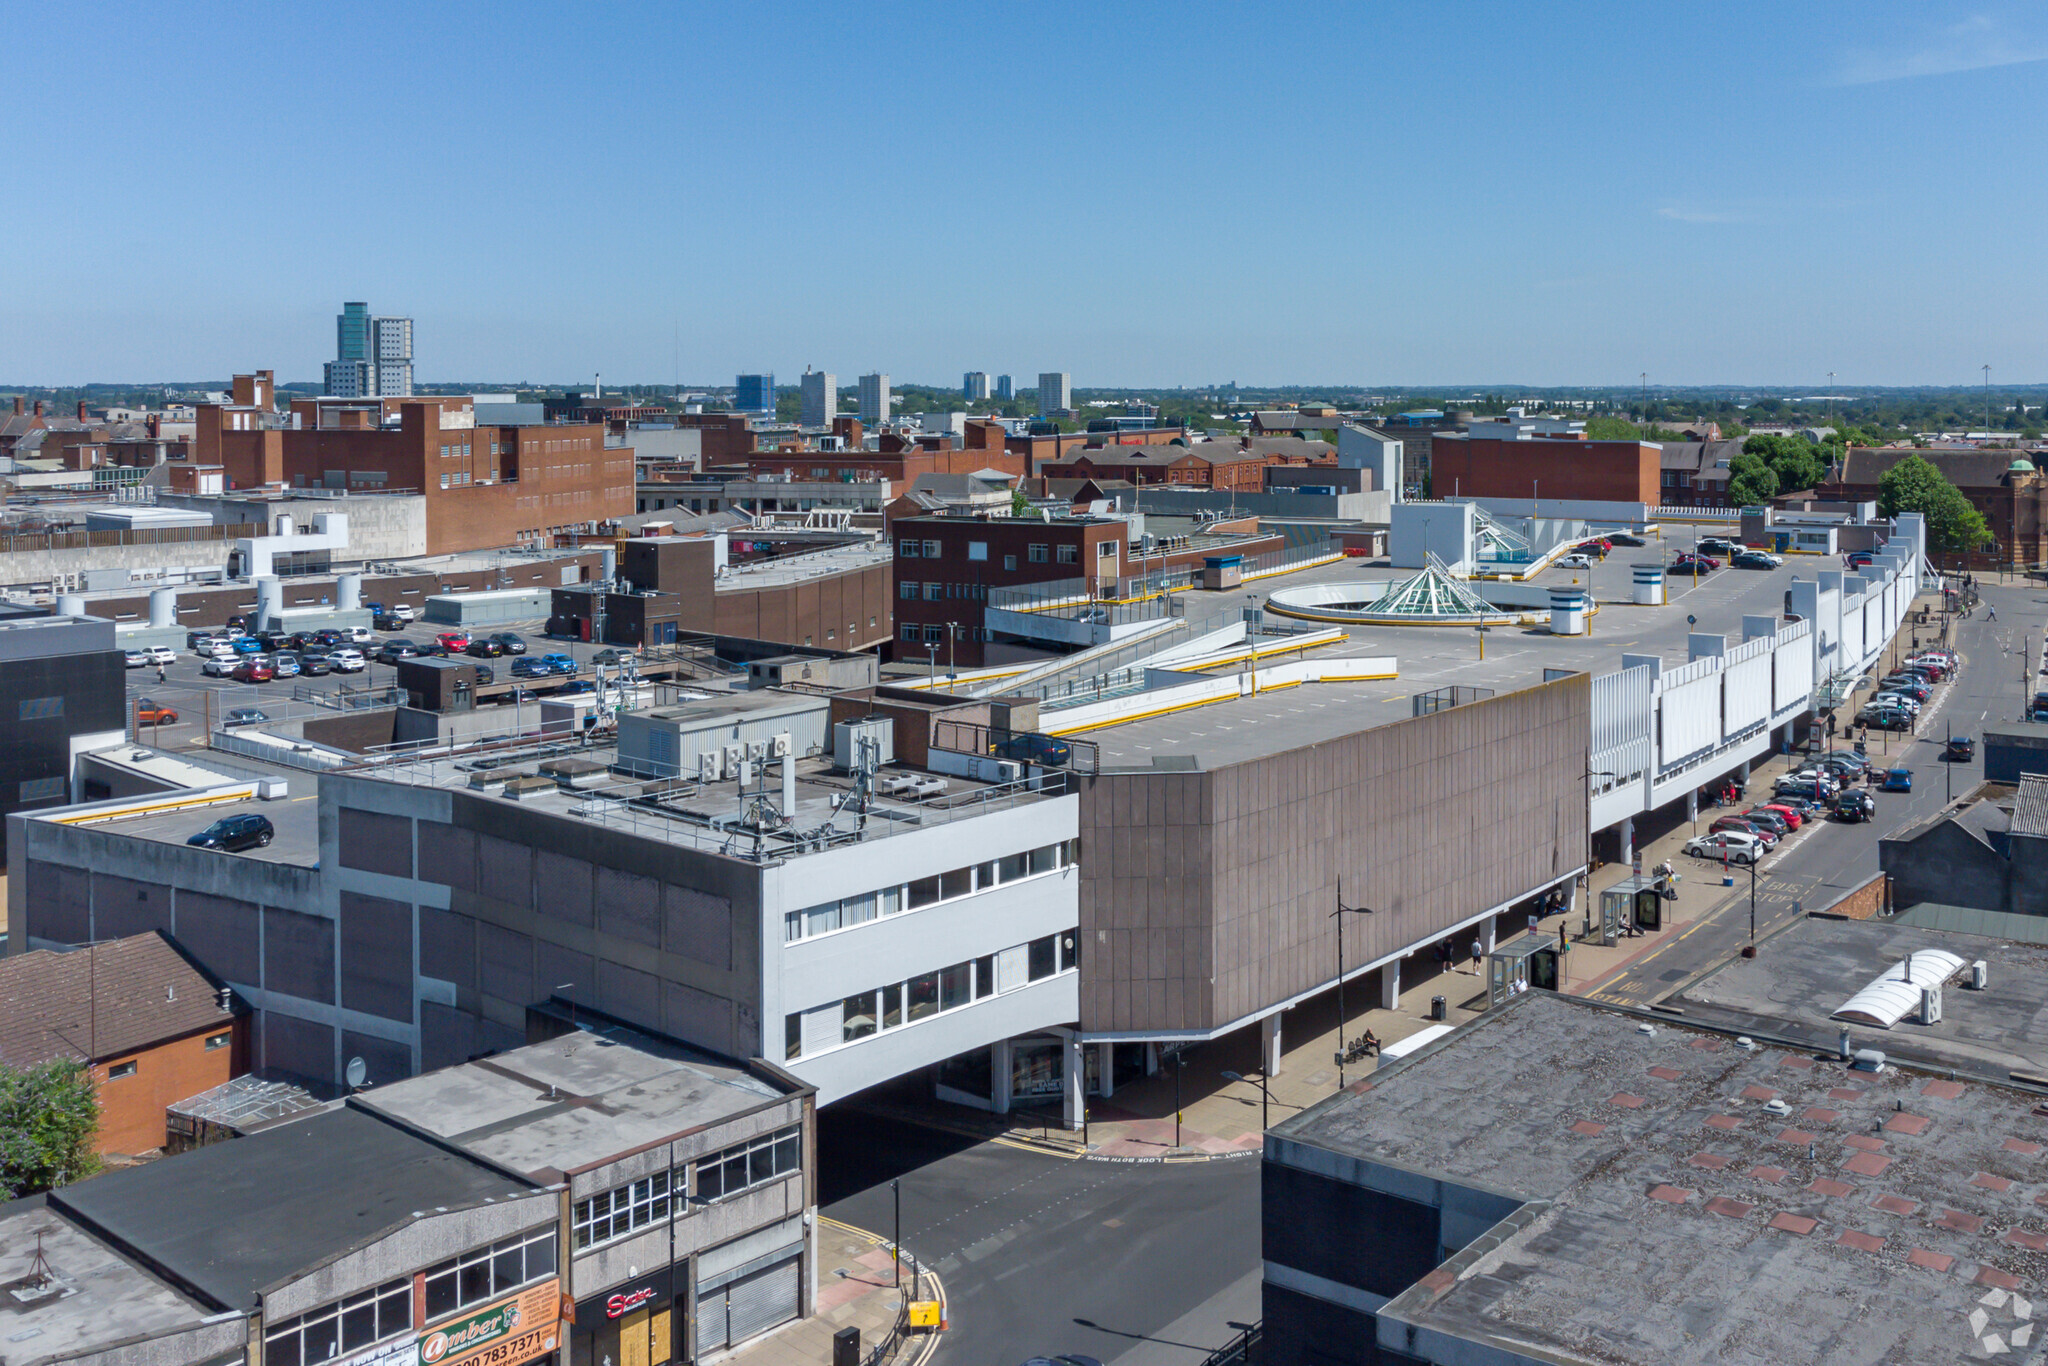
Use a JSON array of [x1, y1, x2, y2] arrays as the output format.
[[1835, 446, 2032, 491], [0, 932, 233, 1068]]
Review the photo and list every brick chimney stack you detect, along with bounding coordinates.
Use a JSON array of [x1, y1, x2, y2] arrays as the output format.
[[77, 400, 88, 421], [33, 400, 44, 417], [147, 414, 162, 438], [10, 397, 19, 416]]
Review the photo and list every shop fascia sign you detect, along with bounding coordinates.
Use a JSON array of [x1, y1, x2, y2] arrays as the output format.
[[418, 1285, 560, 1366], [605, 1287, 658, 1319]]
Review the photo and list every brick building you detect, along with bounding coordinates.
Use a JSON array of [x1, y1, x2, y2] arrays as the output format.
[[0, 930, 244, 1155], [1004, 422, 1190, 475], [195, 375, 633, 554], [1428, 434, 1661, 505], [1822, 445, 2048, 568], [746, 420, 1025, 493], [890, 513, 1128, 664]]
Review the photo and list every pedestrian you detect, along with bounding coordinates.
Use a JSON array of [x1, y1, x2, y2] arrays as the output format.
[[156, 664, 166, 684], [1470, 937, 1483, 974], [1987, 605, 1997, 621]]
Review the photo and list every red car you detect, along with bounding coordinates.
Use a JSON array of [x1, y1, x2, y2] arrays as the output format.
[[1756, 801, 1803, 828], [231, 659, 274, 683], [436, 631, 471, 652], [1672, 553, 1721, 572], [1712, 815, 1776, 846], [1577, 538, 1612, 553]]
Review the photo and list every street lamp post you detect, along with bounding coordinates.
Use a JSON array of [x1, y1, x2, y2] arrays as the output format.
[[1221, 1069, 1269, 1132], [892, 1178, 902, 1289], [1330, 883, 1376, 1089]]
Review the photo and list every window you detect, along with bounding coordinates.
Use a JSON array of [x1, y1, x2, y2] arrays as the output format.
[[1027, 934, 1057, 982], [1003, 555, 1017, 571], [106, 1060, 137, 1079], [940, 867, 972, 900], [922, 540, 942, 558], [906, 972, 939, 1023], [1057, 545, 1078, 564], [205, 1031, 231, 1050], [975, 954, 996, 999], [1060, 931, 1079, 972], [785, 1013, 801, 1061], [899, 580, 919, 600], [695, 1126, 801, 1201], [17, 696, 61, 721], [897, 539, 921, 558], [967, 541, 988, 561], [422, 1227, 555, 1321], [1097, 540, 1118, 559], [923, 583, 943, 601], [1028, 544, 1049, 563], [899, 624, 918, 641], [18, 777, 65, 803], [922, 626, 944, 644], [907, 874, 941, 909], [940, 962, 971, 1011], [843, 992, 877, 1041], [264, 1278, 412, 1366], [571, 1170, 671, 1250]]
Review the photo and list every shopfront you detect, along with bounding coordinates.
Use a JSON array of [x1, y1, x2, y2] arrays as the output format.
[[571, 1271, 678, 1366], [420, 1281, 564, 1366], [692, 1218, 806, 1357]]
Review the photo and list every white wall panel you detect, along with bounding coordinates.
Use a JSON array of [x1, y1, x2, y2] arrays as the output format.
[[1723, 651, 1771, 736], [1658, 674, 1720, 768]]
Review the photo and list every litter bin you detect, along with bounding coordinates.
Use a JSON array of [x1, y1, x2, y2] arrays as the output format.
[[1431, 995, 1447, 1022], [832, 1327, 860, 1366]]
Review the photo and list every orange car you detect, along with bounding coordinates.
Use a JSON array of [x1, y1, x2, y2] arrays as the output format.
[[136, 698, 179, 725]]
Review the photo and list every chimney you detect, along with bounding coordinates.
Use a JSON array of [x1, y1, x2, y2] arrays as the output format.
[[77, 400, 88, 421], [147, 414, 161, 439], [10, 396, 19, 415], [34, 400, 44, 417]]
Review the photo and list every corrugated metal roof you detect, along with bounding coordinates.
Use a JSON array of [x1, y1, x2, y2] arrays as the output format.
[[2012, 773, 2048, 837]]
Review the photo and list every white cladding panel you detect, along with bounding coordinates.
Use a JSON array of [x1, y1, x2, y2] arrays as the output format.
[[1724, 652, 1771, 737], [1775, 635, 1814, 711], [1658, 674, 1720, 767]]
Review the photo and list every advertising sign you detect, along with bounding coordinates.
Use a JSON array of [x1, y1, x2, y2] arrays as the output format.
[[419, 1284, 561, 1366]]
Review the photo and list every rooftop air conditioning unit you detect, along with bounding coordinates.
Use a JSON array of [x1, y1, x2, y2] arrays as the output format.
[[698, 751, 722, 782], [1921, 986, 1943, 1025], [769, 732, 791, 758]]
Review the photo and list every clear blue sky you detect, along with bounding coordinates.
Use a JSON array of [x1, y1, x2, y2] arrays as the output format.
[[4, 1, 2044, 389]]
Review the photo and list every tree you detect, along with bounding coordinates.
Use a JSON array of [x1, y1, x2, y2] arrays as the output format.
[[0, 1060, 100, 1198], [1877, 455, 1993, 554], [1727, 454, 1779, 507], [1744, 434, 1827, 494]]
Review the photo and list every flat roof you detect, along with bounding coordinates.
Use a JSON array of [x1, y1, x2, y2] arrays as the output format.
[[1672, 914, 2048, 1081], [1280, 991, 2048, 1365], [1081, 550, 1822, 769], [360, 1026, 784, 1179], [52, 1105, 537, 1310], [0, 1199, 220, 1366], [71, 784, 324, 867]]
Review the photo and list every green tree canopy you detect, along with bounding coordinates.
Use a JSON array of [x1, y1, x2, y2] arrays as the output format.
[[1743, 434, 1828, 494], [1877, 455, 1993, 554], [0, 1059, 99, 1198], [1727, 454, 1779, 507]]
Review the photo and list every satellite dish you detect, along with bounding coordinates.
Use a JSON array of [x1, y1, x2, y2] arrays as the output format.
[[345, 1056, 368, 1090]]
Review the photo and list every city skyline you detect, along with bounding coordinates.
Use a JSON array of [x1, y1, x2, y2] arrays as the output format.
[[2, 2, 2044, 387]]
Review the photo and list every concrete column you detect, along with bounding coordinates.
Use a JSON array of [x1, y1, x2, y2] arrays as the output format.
[[1379, 959, 1401, 1011], [991, 1038, 1013, 1116], [1097, 1041, 1116, 1099], [1062, 1034, 1085, 1130], [1480, 919, 1497, 956], [1737, 759, 1751, 784], [1685, 787, 1699, 821], [1261, 1015, 1283, 1077], [1144, 1042, 1161, 1077], [1618, 815, 1636, 866]]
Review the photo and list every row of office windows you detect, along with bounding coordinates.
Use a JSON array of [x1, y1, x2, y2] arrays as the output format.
[[899, 580, 991, 602], [437, 442, 473, 458], [782, 842, 1073, 943], [899, 624, 992, 643], [569, 1126, 803, 1252], [263, 1226, 555, 1366], [784, 931, 1078, 1060], [898, 539, 1113, 565]]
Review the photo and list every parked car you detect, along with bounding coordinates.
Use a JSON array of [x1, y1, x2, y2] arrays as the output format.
[[202, 655, 240, 677], [1732, 551, 1781, 569], [144, 646, 177, 666], [1857, 708, 1913, 732], [538, 652, 579, 675], [1833, 790, 1877, 822], [135, 698, 178, 725], [556, 679, 595, 695], [1846, 551, 1876, 569], [435, 631, 471, 652], [1945, 736, 1976, 762], [1672, 553, 1719, 573], [377, 639, 421, 664], [1712, 815, 1776, 846], [223, 707, 271, 728], [186, 812, 274, 852], [373, 612, 407, 632], [269, 653, 301, 679], [186, 629, 215, 649], [1882, 766, 1914, 792], [468, 663, 496, 685], [223, 615, 249, 632], [511, 656, 554, 679], [298, 653, 334, 676], [490, 686, 541, 705], [1875, 689, 1924, 711], [230, 636, 264, 655], [465, 638, 505, 658], [1773, 776, 1833, 802], [1737, 809, 1789, 838], [1685, 830, 1763, 864], [344, 626, 376, 644], [124, 648, 148, 668], [1755, 802, 1805, 829], [230, 659, 274, 684], [329, 648, 367, 672], [488, 632, 528, 654], [1559, 553, 1594, 569], [1607, 532, 1646, 546], [1699, 536, 1738, 555], [191, 635, 231, 656]]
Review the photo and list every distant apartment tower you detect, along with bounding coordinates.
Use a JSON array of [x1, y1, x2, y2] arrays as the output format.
[[859, 372, 891, 427], [800, 370, 837, 428], [735, 373, 776, 416], [323, 301, 413, 397], [1038, 372, 1071, 417], [371, 314, 413, 396], [996, 374, 1013, 400], [963, 371, 990, 402]]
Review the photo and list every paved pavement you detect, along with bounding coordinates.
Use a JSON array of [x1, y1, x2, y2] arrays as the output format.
[[818, 1111, 1258, 1366], [725, 1217, 943, 1366]]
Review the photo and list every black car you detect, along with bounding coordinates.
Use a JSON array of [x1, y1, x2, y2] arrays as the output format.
[[1607, 532, 1646, 546], [556, 679, 595, 695], [466, 638, 505, 658], [373, 612, 406, 631], [187, 813, 274, 852], [298, 653, 334, 676], [1833, 790, 1877, 822], [489, 632, 529, 655], [223, 707, 271, 728], [377, 639, 422, 664], [591, 648, 635, 666], [471, 663, 496, 685], [1731, 551, 1778, 569]]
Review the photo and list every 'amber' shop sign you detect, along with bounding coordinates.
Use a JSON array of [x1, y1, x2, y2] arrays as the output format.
[[418, 1284, 562, 1366]]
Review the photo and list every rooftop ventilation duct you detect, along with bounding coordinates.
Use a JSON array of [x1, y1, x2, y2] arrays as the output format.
[[1831, 949, 1965, 1028]]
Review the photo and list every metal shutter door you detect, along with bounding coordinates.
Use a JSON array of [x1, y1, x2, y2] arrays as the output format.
[[723, 1256, 799, 1346], [695, 1287, 729, 1354]]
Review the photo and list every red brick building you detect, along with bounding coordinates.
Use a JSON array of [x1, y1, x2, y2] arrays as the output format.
[[1004, 423, 1191, 474], [747, 420, 1025, 493], [195, 374, 632, 554], [1821, 445, 2048, 568], [890, 512, 1129, 664], [0, 931, 245, 1156], [1040, 436, 1327, 492], [1428, 435, 1661, 505]]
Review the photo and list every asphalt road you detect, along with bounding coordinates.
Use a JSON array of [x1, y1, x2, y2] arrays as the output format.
[[817, 1111, 1259, 1366], [1584, 574, 2037, 1006]]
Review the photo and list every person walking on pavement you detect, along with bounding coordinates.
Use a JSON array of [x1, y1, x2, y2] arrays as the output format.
[[1470, 936, 1484, 974], [1987, 605, 1997, 621], [156, 664, 166, 684]]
